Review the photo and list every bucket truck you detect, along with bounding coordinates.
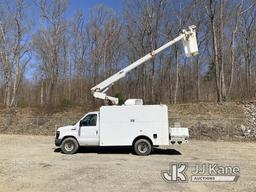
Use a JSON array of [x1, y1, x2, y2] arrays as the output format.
[[55, 25, 198, 155]]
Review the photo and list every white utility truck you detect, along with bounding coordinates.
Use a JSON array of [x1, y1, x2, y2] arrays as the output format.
[[55, 26, 198, 155]]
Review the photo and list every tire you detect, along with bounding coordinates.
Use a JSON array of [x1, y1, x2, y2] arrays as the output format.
[[61, 137, 79, 154], [134, 138, 152, 156]]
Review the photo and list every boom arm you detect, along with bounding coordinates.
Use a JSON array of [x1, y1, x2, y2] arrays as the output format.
[[91, 25, 198, 104]]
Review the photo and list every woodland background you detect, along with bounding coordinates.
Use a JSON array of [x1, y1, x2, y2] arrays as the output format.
[[0, 0, 255, 109]]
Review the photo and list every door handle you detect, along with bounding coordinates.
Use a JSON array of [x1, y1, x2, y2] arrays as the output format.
[[96, 130, 98, 134]]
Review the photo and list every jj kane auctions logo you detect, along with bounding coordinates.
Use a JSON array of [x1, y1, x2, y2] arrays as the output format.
[[161, 162, 240, 183]]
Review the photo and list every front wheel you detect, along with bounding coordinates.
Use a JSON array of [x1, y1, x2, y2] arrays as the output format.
[[134, 139, 152, 156], [61, 137, 79, 154]]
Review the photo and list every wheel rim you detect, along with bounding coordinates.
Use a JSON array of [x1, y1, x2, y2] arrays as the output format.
[[138, 142, 149, 153], [64, 141, 74, 152]]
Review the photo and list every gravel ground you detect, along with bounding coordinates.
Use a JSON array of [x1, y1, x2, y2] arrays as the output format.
[[0, 135, 255, 192]]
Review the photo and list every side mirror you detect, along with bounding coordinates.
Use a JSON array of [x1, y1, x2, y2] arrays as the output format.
[[79, 121, 83, 127]]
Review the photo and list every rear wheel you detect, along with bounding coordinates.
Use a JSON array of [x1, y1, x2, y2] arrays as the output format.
[[134, 139, 152, 156], [61, 137, 79, 154]]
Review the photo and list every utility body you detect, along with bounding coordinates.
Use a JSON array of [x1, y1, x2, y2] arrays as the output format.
[[55, 26, 198, 155]]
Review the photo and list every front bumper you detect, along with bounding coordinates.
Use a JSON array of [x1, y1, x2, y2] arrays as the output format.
[[55, 139, 62, 146], [55, 131, 61, 146]]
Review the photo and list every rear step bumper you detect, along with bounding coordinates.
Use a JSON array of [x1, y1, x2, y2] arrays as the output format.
[[169, 127, 189, 144], [169, 138, 188, 145]]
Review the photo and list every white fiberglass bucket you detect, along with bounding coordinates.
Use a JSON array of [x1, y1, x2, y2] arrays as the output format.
[[183, 26, 199, 57]]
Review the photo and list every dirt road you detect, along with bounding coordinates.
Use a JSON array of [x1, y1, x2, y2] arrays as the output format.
[[0, 135, 255, 192]]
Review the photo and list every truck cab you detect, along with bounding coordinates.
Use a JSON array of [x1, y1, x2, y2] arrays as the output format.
[[55, 111, 99, 150]]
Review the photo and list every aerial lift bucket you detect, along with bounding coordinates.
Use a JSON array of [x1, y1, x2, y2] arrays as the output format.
[[182, 25, 199, 57]]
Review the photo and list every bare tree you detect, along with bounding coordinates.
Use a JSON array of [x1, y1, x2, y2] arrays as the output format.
[[240, 3, 256, 97], [86, 6, 122, 102], [70, 11, 88, 104], [33, 0, 68, 105], [11, 0, 31, 106], [0, 0, 30, 107], [208, 0, 227, 102], [227, 0, 243, 96]]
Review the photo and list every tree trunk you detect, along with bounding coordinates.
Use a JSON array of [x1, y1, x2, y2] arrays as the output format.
[[174, 49, 179, 104], [228, 0, 243, 96], [196, 55, 200, 101], [219, 0, 226, 101], [10, 53, 21, 107], [40, 80, 44, 106], [210, 0, 221, 102], [5, 80, 11, 107]]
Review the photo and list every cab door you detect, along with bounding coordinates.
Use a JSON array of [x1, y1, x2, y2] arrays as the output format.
[[79, 113, 99, 145]]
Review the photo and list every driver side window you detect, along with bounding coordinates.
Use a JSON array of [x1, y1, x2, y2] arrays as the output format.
[[80, 114, 97, 126]]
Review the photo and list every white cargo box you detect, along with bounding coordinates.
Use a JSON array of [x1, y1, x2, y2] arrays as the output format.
[[99, 105, 169, 146]]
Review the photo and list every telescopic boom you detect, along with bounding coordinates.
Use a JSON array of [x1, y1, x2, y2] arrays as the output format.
[[91, 25, 198, 104]]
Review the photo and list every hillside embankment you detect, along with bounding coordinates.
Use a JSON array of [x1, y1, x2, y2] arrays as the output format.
[[0, 101, 255, 141]]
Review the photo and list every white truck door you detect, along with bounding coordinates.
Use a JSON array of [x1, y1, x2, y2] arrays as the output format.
[[79, 113, 99, 145]]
